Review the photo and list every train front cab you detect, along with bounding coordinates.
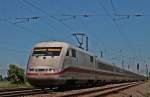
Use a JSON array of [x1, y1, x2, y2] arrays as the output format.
[[26, 46, 67, 88]]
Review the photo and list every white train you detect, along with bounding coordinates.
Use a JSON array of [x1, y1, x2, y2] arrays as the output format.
[[26, 41, 145, 88]]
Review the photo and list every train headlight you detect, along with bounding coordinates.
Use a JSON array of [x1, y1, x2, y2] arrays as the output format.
[[55, 68, 61, 73], [49, 68, 61, 73], [49, 68, 56, 73], [51, 69, 55, 73]]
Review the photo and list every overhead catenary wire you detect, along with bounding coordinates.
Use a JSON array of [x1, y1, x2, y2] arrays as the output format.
[[0, 17, 50, 39], [97, 0, 113, 19], [18, 0, 78, 40], [17, 0, 59, 33], [110, 0, 144, 21], [20, 0, 74, 31], [20, 0, 102, 46], [108, 0, 144, 61], [110, 0, 117, 15], [97, 0, 138, 67], [14, 16, 40, 24], [19, 0, 73, 42], [109, 0, 145, 59], [58, 13, 114, 22]]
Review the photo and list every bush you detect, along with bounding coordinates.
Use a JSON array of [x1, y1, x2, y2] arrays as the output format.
[[7, 64, 25, 84]]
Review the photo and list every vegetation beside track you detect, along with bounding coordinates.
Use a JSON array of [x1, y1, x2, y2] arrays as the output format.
[[0, 64, 32, 88], [0, 81, 32, 88], [7, 64, 26, 84]]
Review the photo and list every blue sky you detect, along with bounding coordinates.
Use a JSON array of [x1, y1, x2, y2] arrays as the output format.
[[0, 0, 150, 76]]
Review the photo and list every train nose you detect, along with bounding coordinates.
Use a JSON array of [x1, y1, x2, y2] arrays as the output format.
[[27, 67, 62, 78], [48, 68, 62, 73], [27, 67, 64, 87], [28, 78, 65, 88], [28, 66, 62, 73]]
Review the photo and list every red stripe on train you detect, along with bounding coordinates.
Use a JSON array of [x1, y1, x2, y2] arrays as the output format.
[[26, 67, 119, 76], [26, 67, 91, 76], [27, 72, 38, 75]]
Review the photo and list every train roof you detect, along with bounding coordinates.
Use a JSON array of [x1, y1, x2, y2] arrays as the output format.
[[34, 41, 95, 55], [35, 41, 112, 60], [34, 41, 117, 64], [34, 41, 69, 48]]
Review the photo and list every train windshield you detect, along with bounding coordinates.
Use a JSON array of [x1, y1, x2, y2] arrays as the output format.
[[32, 47, 62, 56]]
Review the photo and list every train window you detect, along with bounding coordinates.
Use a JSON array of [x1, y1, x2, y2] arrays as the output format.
[[32, 47, 62, 56], [97, 63, 113, 71], [90, 56, 94, 62], [66, 50, 69, 56], [38, 69, 45, 72], [29, 68, 34, 71], [47, 51, 60, 56], [72, 49, 76, 58]]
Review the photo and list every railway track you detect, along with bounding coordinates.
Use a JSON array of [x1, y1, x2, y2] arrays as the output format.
[[0, 87, 45, 97], [0, 82, 142, 97], [50, 81, 142, 97]]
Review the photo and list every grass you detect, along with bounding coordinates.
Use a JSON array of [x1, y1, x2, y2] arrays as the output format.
[[0, 81, 32, 88]]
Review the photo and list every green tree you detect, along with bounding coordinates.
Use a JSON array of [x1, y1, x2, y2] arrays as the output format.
[[8, 64, 25, 84]]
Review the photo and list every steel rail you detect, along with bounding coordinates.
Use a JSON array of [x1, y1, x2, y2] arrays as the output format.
[[0, 87, 32, 92], [53, 82, 142, 97], [0, 88, 44, 97]]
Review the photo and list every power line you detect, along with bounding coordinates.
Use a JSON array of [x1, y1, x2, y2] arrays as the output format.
[[20, 0, 92, 45], [14, 16, 40, 24], [113, 13, 144, 21], [21, 0, 74, 31], [97, 0, 114, 19], [0, 17, 49, 39], [109, 0, 145, 60], [110, 0, 117, 15], [59, 13, 111, 21], [97, 0, 138, 67], [110, 0, 144, 21], [108, 0, 144, 58], [17, 0, 59, 33]]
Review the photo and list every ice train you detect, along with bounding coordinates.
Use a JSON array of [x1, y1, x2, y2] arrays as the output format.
[[26, 41, 145, 88]]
